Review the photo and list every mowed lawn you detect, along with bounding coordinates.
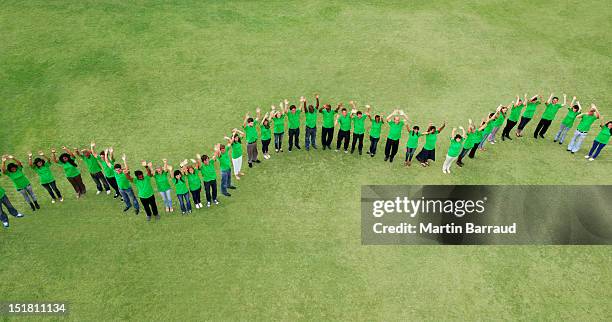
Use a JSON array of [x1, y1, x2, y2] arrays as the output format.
[[1, 1, 611, 320]]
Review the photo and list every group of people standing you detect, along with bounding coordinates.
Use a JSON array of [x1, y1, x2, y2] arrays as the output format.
[[1, 94, 609, 228]]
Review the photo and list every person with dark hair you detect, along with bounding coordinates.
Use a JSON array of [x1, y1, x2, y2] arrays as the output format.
[[229, 128, 245, 180], [501, 95, 526, 141], [153, 159, 173, 212], [554, 98, 580, 144], [568, 104, 601, 153], [404, 125, 422, 166], [219, 141, 236, 197], [416, 121, 446, 166], [29, 151, 62, 203], [1, 155, 39, 211], [349, 101, 366, 155], [456, 118, 488, 167], [185, 161, 203, 210], [111, 154, 139, 214], [442, 127, 466, 174], [76, 142, 111, 195], [365, 105, 384, 157], [0, 173, 25, 228], [487, 104, 508, 144], [516, 94, 541, 137], [272, 102, 286, 153], [100, 147, 121, 199], [335, 104, 351, 153], [260, 113, 272, 159], [127, 161, 159, 221], [384, 109, 409, 162], [200, 148, 220, 208], [533, 93, 566, 139], [172, 167, 191, 215], [243, 108, 261, 168], [52, 146, 86, 198], [304, 94, 319, 151], [586, 121, 612, 161], [478, 112, 497, 151], [287, 98, 304, 151], [320, 102, 341, 150]]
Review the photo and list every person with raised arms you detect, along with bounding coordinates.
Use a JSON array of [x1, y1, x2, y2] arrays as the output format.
[[1, 155, 40, 211], [153, 159, 173, 213], [319, 102, 340, 150], [515, 94, 541, 137], [501, 95, 526, 141], [416, 121, 446, 167], [487, 104, 508, 145], [365, 105, 384, 157], [260, 113, 272, 159], [335, 104, 351, 153], [533, 93, 566, 139], [127, 161, 159, 221], [29, 151, 63, 203], [384, 109, 409, 162], [404, 124, 422, 167], [199, 147, 220, 208], [219, 139, 236, 197], [76, 142, 111, 195], [442, 127, 466, 174], [100, 147, 121, 199], [271, 102, 287, 153], [52, 147, 86, 198], [287, 98, 303, 151], [585, 121, 612, 161], [185, 160, 203, 209], [229, 128, 246, 180], [172, 165, 191, 215], [243, 108, 261, 168], [568, 104, 601, 154], [349, 101, 367, 155], [304, 94, 320, 151], [478, 112, 498, 151], [111, 154, 139, 214], [554, 97, 580, 144], [0, 173, 25, 228], [456, 118, 488, 167]]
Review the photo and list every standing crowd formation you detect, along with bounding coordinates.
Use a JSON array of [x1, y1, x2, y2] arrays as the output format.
[[1, 94, 610, 228]]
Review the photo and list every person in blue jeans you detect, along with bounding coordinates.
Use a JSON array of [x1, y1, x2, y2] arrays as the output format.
[[172, 168, 192, 215], [0, 175, 25, 228], [585, 121, 611, 161], [567, 104, 601, 154], [218, 142, 236, 197], [111, 154, 140, 214], [304, 94, 319, 151]]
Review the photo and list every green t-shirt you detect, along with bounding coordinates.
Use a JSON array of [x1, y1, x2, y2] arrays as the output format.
[[595, 126, 611, 144], [423, 130, 439, 150], [369, 120, 383, 139], [115, 172, 131, 190], [174, 178, 189, 195], [577, 114, 597, 132], [287, 110, 301, 129], [522, 101, 540, 119], [542, 103, 563, 121], [305, 111, 318, 128], [60, 157, 80, 178], [561, 108, 580, 128], [101, 157, 115, 178], [273, 115, 285, 134], [483, 121, 495, 136], [352, 116, 366, 135], [447, 138, 465, 157], [388, 121, 404, 140], [0, 173, 5, 199], [6, 166, 30, 190], [463, 131, 481, 149], [154, 172, 171, 192], [81, 154, 102, 173], [406, 132, 421, 149], [260, 125, 271, 141], [508, 105, 524, 122], [231, 141, 243, 159], [33, 162, 55, 185], [187, 172, 202, 191], [219, 150, 231, 171], [201, 159, 217, 182], [493, 112, 506, 127], [244, 124, 258, 143], [338, 115, 351, 131], [134, 176, 154, 199], [321, 109, 337, 128]]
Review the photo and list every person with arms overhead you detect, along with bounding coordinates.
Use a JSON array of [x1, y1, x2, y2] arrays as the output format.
[[1, 155, 39, 211], [29, 151, 62, 203]]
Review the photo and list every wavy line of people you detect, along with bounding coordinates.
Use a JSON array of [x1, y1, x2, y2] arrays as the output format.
[[1, 94, 610, 228]]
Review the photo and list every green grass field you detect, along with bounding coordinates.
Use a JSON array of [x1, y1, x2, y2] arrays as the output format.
[[1, 1, 611, 320]]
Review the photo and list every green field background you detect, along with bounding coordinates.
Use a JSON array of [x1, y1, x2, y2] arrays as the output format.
[[1, 1, 611, 320]]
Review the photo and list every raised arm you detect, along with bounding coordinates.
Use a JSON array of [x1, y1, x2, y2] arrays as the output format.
[[243, 112, 250, 127], [28, 152, 34, 167], [386, 110, 396, 122], [51, 148, 58, 163], [1, 156, 7, 173], [145, 162, 153, 176], [399, 110, 409, 122], [365, 105, 372, 120], [459, 126, 466, 138], [315, 94, 320, 109], [546, 93, 554, 104], [592, 104, 601, 118], [62, 146, 75, 158], [334, 103, 342, 113], [90, 142, 97, 155], [438, 121, 447, 133], [255, 107, 261, 121], [121, 153, 128, 170], [451, 128, 457, 138], [301, 96, 306, 112]]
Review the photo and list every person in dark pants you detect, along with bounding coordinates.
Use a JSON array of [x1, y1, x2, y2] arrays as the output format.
[[502, 95, 526, 141], [384, 110, 409, 162], [52, 147, 86, 198], [365, 105, 384, 157], [77, 142, 111, 195], [100, 148, 121, 199], [516, 94, 541, 137], [335, 107, 352, 153], [127, 161, 159, 221], [287, 98, 304, 151], [29, 151, 63, 203], [200, 151, 220, 208], [533, 93, 566, 139], [416, 121, 447, 167], [319, 102, 341, 150], [304, 95, 319, 151], [404, 125, 422, 166], [111, 154, 140, 214], [272, 103, 286, 152], [243, 109, 261, 168], [457, 118, 488, 167], [0, 178, 25, 228], [349, 101, 366, 155]]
